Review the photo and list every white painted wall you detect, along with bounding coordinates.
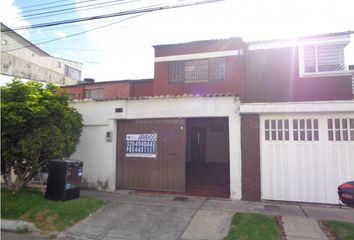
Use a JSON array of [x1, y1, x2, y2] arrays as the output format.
[[69, 100, 126, 191], [70, 96, 242, 199]]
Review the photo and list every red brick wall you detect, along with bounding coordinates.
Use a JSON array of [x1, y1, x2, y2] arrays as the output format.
[[85, 82, 131, 98], [64, 85, 84, 99], [153, 39, 245, 96], [153, 56, 244, 96], [132, 80, 153, 96], [63, 80, 155, 99], [245, 47, 353, 102], [241, 114, 261, 201]]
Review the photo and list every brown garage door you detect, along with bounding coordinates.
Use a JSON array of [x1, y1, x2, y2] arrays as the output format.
[[116, 119, 186, 192]]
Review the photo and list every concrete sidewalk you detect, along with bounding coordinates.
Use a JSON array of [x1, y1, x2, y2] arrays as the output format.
[[3, 190, 352, 240], [282, 216, 329, 240], [65, 190, 353, 240]]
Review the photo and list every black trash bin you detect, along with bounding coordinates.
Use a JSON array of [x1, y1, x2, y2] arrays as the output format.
[[45, 159, 83, 201]]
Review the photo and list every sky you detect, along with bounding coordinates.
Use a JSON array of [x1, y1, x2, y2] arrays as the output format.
[[1, 0, 354, 81]]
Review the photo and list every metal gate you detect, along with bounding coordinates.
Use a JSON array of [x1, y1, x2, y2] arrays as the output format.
[[116, 119, 186, 192], [261, 114, 354, 204]]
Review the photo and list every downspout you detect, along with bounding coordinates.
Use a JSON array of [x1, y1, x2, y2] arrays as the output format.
[[81, 83, 85, 99], [243, 42, 249, 103]]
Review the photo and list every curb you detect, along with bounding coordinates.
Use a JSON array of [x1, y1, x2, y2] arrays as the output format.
[[1, 219, 35, 233]]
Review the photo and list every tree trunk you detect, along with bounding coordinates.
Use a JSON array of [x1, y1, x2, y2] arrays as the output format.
[[3, 169, 27, 194]]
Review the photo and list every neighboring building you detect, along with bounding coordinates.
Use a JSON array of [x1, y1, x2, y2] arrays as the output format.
[[1, 22, 82, 85], [63, 79, 153, 100], [241, 31, 354, 203], [65, 31, 354, 204]]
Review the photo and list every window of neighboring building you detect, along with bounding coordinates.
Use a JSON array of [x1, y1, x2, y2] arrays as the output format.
[[298, 35, 353, 77], [65, 65, 81, 80], [84, 88, 104, 99], [169, 57, 225, 83]]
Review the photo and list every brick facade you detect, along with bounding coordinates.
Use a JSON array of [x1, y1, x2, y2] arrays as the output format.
[[63, 37, 353, 102], [241, 114, 261, 201], [153, 56, 245, 96], [153, 38, 245, 96], [245, 47, 353, 103]]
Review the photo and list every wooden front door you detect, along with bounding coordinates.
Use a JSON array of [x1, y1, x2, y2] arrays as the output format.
[[116, 119, 186, 192]]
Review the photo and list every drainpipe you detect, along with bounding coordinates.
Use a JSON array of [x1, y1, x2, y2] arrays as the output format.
[[243, 41, 249, 102]]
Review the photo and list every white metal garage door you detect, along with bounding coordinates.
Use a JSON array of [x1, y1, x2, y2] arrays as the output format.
[[261, 114, 354, 204]]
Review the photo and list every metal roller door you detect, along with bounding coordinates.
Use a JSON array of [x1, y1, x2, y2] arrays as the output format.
[[261, 114, 354, 204], [116, 119, 186, 192]]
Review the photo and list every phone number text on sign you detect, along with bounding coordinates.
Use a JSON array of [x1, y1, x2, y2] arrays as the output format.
[[125, 134, 157, 158]]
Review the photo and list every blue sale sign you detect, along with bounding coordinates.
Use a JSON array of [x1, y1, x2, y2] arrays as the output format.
[[125, 134, 157, 158]]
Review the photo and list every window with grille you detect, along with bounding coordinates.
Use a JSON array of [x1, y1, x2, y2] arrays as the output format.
[[168, 58, 225, 83], [84, 88, 104, 100], [303, 44, 346, 74], [299, 35, 353, 77], [169, 61, 184, 83], [185, 59, 209, 82], [327, 118, 354, 141]]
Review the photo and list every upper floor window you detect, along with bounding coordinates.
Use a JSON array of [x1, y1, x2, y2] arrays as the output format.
[[303, 44, 346, 73], [169, 57, 225, 83], [84, 88, 104, 100], [65, 65, 81, 80], [298, 35, 354, 77]]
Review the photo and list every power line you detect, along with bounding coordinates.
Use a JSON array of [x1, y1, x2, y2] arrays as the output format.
[[9, 17, 122, 36], [4, 0, 224, 31], [2, 13, 147, 53], [22, 0, 142, 20], [20, 0, 103, 14], [4, 8, 162, 45], [6, 2, 163, 37], [20, 0, 72, 10]]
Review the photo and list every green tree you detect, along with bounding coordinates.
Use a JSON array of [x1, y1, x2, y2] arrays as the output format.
[[1, 79, 83, 192]]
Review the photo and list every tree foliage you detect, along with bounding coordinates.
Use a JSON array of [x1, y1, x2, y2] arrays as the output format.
[[1, 79, 83, 192]]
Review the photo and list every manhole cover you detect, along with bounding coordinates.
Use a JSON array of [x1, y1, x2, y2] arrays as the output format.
[[173, 196, 189, 201], [264, 205, 280, 211]]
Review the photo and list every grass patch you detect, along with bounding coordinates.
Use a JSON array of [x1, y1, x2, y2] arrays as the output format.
[[224, 213, 281, 240], [322, 220, 354, 240], [1, 188, 106, 232]]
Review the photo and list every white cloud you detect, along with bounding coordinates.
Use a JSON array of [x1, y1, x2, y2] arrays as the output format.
[[53, 30, 67, 39], [0, 0, 31, 39]]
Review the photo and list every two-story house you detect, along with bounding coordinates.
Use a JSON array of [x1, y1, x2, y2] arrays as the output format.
[[65, 31, 354, 204], [1, 22, 82, 86]]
